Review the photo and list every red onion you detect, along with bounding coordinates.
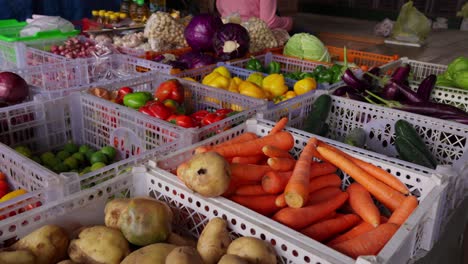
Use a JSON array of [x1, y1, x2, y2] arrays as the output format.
[[0, 72, 29, 104]]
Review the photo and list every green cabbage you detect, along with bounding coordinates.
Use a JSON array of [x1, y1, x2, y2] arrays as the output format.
[[283, 33, 330, 62]]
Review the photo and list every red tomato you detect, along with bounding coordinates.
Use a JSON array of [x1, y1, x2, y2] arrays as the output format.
[[154, 79, 184, 104], [175, 115, 197, 128]]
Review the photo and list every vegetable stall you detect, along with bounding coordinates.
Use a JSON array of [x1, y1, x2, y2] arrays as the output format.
[[0, 4, 467, 264]]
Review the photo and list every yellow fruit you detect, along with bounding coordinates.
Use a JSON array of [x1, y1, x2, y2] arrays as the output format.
[[246, 72, 264, 87], [213, 66, 232, 78], [238, 81, 266, 99], [232, 77, 243, 86], [227, 79, 239, 93], [283, 91, 297, 100], [262, 74, 288, 97], [202, 72, 230, 89], [0, 189, 27, 202], [183, 77, 197, 82], [294, 77, 317, 95]]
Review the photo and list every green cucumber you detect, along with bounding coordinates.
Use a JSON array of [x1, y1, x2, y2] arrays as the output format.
[[303, 94, 332, 136], [395, 136, 436, 169]]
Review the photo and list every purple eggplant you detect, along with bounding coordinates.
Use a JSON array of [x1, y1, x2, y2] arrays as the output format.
[[344, 91, 366, 102], [363, 67, 381, 85], [332, 86, 355, 96], [391, 64, 411, 83], [341, 69, 370, 92], [436, 115, 468, 125], [416, 74, 436, 102], [391, 81, 423, 103], [381, 82, 400, 100]]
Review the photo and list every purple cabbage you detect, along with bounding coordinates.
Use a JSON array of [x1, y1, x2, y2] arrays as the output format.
[[213, 23, 250, 61], [179, 51, 217, 69], [184, 14, 223, 52]]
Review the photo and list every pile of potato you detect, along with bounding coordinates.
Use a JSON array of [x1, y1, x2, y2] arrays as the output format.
[[0, 197, 278, 264]]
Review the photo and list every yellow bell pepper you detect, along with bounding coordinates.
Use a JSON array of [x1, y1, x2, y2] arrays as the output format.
[[228, 78, 239, 93], [294, 77, 317, 95], [213, 66, 232, 78], [238, 81, 266, 99], [281, 91, 297, 102], [202, 71, 230, 89], [246, 72, 264, 87], [262, 74, 288, 97], [183, 77, 197, 82], [0, 189, 27, 202], [232, 77, 243, 86]]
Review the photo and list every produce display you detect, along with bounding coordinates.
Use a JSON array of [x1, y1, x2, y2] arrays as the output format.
[[0, 197, 278, 264], [173, 118, 418, 260], [436, 56, 468, 89]]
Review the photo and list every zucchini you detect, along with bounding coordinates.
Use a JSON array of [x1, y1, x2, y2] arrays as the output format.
[[394, 120, 438, 168], [303, 94, 332, 136], [395, 136, 436, 169]]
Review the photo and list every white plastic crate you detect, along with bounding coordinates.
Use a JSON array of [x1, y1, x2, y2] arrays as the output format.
[[0, 92, 184, 222], [80, 72, 268, 143], [149, 118, 447, 264], [259, 91, 467, 209], [7, 54, 171, 99], [380, 57, 447, 83]]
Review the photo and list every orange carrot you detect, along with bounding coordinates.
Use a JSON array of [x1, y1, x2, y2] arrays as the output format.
[[262, 171, 293, 194], [308, 187, 343, 205], [235, 185, 268, 196], [231, 163, 272, 182], [231, 195, 282, 216], [318, 141, 409, 195], [272, 192, 349, 230], [308, 137, 325, 160], [310, 162, 338, 178], [316, 146, 405, 212], [284, 138, 317, 208], [327, 216, 389, 246], [339, 201, 356, 214], [269, 117, 288, 135], [232, 155, 264, 164], [223, 178, 258, 197], [380, 216, 389, 223], [331, 223, 399, 259], [213, 131, 294, 158], [388, 195, 419, 226], [267, 157, 296, 172], [275, 193, 287, 208], [195, 132, 259, 154], [262, 145, 294, 159], [308, 174, 342, 194], [347, 183, 381, 227], [301, 214, 361, 242]]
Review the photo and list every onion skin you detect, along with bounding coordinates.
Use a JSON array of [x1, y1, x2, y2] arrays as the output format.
[[0, 72, 29, 104]]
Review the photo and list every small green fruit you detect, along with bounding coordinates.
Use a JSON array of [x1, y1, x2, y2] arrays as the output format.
[[56, 150, 71, 161], [15, 146, 32, 158], [90, 151, 108, 165]]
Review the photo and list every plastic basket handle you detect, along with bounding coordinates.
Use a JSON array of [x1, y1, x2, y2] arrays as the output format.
[[110, 127, 143, 160]]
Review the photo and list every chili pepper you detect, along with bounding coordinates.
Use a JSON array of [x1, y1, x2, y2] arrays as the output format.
[[154, 79, 185, 104], [123, 92, 152, 109], [266, 61, 281, 74], [246, 57, 265, 72]]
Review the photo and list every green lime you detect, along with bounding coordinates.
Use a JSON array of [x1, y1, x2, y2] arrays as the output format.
[[63, 157, 79, 170], [15, 146, 32, 158], [64, 142, 79, 154], [79, 144, 91, 154], [56, 150, 71, 161], [72, 152, 85, 164], [53, 163, 69, 173], [90, 151, 108, 165], [40, 151, 55, 163], [100, 146, 117, 161], [80, 166, 92, 175], [91, 162, 106, 171], [85, 150, 95, 162], [31, 156, 42, 165]]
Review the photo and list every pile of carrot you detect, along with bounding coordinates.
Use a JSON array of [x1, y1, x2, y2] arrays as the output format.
[[181, 118, 420, 260]]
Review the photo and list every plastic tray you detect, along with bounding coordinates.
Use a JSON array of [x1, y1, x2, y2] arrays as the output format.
[[259, 90, 467, 209], [150, 118, 447, 263], [380, 57, 447, 82], [0, 92, 184, 222], [81, 72, 268, 143]]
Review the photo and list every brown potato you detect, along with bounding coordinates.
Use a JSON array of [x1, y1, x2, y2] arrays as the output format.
[[227, 237, 277, 264], [11, 225, 69, 264], [217, 254, 249, 264], [0, 250, 37, 264], [121, 243, 176, 264], [165, 246, 203, 264], [167, 232, 197, 247], [104, 198, 131, 229], [197, 217, 232, 264], [57, 260, 77, 264]]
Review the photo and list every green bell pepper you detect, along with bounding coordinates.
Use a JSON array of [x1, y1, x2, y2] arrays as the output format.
[[313, 65, 327, 76], [123, 92, 153, 109], [267, 61, 281, 74], [246, 58, 265, 72], [317, 71, 333, 83]]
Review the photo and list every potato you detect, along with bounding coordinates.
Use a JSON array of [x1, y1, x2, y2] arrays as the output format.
[[57, 260, 77, 264], [0, 250, 37, 264], [11, 224, 69, 264], [197, 217, 232, 264], [167, 232, 197, 247], [121, 243, 176, 264], [68, 225, 130, 264], [104, 198, 131, 228], [165, 246, 203, 264], [178, 152, 231, 197], [218, 254, 249, 264], [227, 237, 277, 264]]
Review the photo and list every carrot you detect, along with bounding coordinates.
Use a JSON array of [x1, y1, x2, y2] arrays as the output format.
[[308, 187, 343, 205], [262, 145, 294, 159], [213, 131, 294, 158], [316, 146, 405, 212], [331, 223, 399, 259], [308, 174, 342, 194], [275, 193, 287, 208], [318, 141, 409, 195], [272, 192, 349, 230], [310, 162, 338, 178], [262, 171, 293, 194], [223, 178, 258, 197], [284, 138, 317, 208], [268, 117, 288, 135], [195, 132, 258, 154], [230, 163, 272, 182], [347, 183, 381, 227], [339, 201, 356, 214], [231, 195, 282, 216], [301, 214, 361, 242], [267, 157, 296, 172], [388, 195, 419, 226], [327, 216, 389, 246], [307, 137, 325, 160], [235, 185, 268, 196], [232, 155, 264, 164]]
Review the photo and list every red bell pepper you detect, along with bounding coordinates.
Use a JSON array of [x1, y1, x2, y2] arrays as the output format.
[[201, 113, 225, 126], [148, 101, 172, 120], [191, 110, 210, 122], [115, 86, 134, 104], [215, 108, 233, 116], [155, 79, 184, 104], [175, 115, 197, 128]]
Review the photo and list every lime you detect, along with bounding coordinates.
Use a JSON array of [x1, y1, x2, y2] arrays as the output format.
[[64, 142, 79, 154], [79, 144, 91, 154], [85, 150, 95, 162], [31, 156, 42, 165], [90, 151, 108, 165], [15, 146, 32, 158], [80, 166, 92, 175], [72, 152, 85, 165], [53, 163, 69, 173], [56, 150, 71, 161], [63, 157, 79, 170], [40, 151, 55, 163], [100, 146, 117, 161], [91, 162, 106, 171]]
